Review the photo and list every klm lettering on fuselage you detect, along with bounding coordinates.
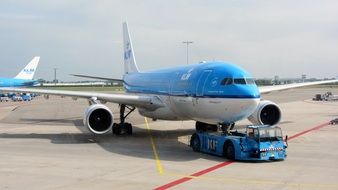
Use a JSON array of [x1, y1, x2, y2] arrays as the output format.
[[181, 68, 193, 80]]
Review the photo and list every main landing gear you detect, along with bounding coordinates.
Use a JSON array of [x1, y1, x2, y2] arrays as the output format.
[[112, 104, 135, 135]]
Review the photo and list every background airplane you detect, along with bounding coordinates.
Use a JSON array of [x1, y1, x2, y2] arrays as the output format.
[[0, 23, 337, 135], [0, 57, 40, 87]]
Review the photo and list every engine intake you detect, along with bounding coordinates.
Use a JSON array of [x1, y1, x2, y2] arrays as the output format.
[[248, 100, 281, 125], [84, 104, 113, 134]]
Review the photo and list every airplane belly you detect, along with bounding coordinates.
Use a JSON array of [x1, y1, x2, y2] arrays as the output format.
[[169, 96, 260, 124], [169, 96, 197, 118], [138, 95, 189, 120], [169, 96, 259, 124]]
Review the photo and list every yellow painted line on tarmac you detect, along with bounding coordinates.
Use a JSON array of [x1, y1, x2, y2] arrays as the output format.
[[145, 117, 164, 175]]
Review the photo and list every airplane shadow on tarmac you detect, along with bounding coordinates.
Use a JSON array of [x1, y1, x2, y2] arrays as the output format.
[[0, 117, 229, 162]]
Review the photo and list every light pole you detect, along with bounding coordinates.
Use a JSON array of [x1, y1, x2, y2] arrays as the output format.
[[53, 68, 58, 85], [182, 41, 193, 64]]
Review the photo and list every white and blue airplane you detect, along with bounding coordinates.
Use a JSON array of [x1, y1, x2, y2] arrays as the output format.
[[0, 57, 40, 87], [0, 23, 337, 135]]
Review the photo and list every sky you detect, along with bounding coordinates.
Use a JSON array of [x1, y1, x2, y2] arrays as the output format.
[[0, 0, 337, 81]]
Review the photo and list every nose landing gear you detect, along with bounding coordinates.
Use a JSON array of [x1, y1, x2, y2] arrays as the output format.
[[221, 123, 235, 134], [195, 121, 218, 132]]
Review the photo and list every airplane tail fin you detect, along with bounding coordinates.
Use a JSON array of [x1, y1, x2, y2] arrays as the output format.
[[14, 56, 40, 80], [123, 22, 139, 74]]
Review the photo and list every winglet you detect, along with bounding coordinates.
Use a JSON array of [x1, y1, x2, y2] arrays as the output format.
[[14, 56, 40, 80], [123, 22, 139, 74]]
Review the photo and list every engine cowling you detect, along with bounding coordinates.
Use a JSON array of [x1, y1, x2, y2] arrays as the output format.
[[248, 100, 281, 125], [83, 104, 113, 134]]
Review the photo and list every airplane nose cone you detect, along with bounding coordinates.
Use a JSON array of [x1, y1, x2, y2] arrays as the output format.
[[220, 96, 260, 124], [226, 85, 260, 122], [236, 85, 260, 99]]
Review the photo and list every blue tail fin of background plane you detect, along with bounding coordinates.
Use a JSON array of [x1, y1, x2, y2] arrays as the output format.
[[14, 56, 40, 80]]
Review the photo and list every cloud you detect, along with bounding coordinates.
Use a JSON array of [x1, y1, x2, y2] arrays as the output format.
[[0, 13, 39, 21]]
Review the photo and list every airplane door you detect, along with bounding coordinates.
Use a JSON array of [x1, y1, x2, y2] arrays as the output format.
[[196, 70, 212, 97]]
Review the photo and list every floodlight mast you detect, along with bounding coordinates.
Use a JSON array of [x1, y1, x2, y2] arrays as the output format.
[[182, 41, 193, 64]]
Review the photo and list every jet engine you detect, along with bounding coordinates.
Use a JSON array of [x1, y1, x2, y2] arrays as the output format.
[[83, 104, 113, 134], [248, 100, 281, 125]]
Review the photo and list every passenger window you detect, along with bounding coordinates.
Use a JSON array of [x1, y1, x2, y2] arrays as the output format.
[[221, 78, 233, 85]]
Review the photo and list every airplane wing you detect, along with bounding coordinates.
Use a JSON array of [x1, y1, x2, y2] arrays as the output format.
[[259, 79, 338, 94], [0, 87, 163, 110], [70, 74, 124, 82]]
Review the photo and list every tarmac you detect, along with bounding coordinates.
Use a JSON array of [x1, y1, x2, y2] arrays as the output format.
[[0, 87, 338, 190]]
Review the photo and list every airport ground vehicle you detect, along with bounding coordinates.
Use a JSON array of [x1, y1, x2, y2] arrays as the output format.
[[30, 93, 39, 98], [0, 94, 9, 102], [1, 93, 35, 102], [190, 125, 287, 161], [330, 118, 338, 125], [313, 92, 338, 101], [0, 96, 9, 102], [11, 95, 23, 102], [313, 94, 323, 101], [22, 94, 32, 101], [7, 93, 16, 98]]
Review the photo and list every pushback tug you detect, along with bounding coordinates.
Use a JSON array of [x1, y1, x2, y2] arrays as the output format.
[[190, 125, 287, 161]]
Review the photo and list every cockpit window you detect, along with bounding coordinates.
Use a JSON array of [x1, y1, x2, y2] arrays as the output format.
[[245, 78, 256, 85], [221, 78, 233, 85], [221, 78, 256, 85], [234, 78, 246, 84]]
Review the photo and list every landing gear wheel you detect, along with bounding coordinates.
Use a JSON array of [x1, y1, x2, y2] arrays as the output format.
[[126, 123, 133, 135], [208, 124, 218, 132], [112, 123, 121, 135], [195, 121, 218, 132], [112, 123, 133, 135], [224, 142, 235, 160], [190, 133, 200, 152], [195, 122, 205, 131]]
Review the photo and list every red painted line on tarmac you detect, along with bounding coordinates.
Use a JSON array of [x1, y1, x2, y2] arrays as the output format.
[[154, 161, 234, 190], [154, 121, 331, 190], [288, 121, 330, 141]]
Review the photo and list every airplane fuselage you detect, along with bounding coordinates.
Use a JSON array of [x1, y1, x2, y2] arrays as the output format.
[[0, 78, 38, 87], [123, 61, 261, 124]]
